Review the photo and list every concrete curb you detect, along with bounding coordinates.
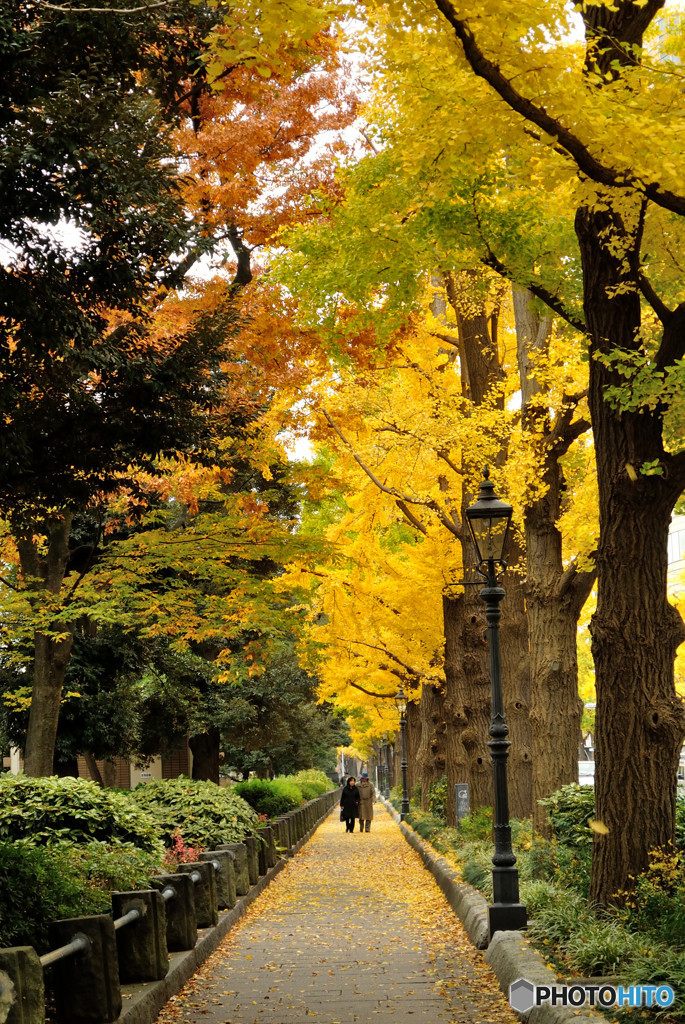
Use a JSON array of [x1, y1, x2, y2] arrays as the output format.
[[118, 804, 337, 1024], [485, 931, 600, 1024], [380, 796, 488, 949], [383, 798, 601, 1024]]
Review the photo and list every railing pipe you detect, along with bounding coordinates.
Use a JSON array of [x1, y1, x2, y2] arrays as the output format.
[[113, 907, 142, 932], [39, 932, 91, 969]]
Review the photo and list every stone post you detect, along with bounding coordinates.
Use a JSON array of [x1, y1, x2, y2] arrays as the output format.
[[49, 915, 121, 1024], [112, 890, 168, 983], [0, 947, 44, 1024], [242, 836, 259, 885], [150, 873, 197, 951], [217, 844, 250, 896], [178, 862, 218, 929], [199, 851, 236, 910]]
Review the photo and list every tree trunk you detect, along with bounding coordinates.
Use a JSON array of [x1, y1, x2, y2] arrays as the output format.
[[416, 682, 447, 808], [18, 514, 75, 778], [576, 202, 685, 903], [513, 287, 595, 831], [499, 532, 533, 819], [443, 591, 492, 823], [446, 272, 533, 819], [84, 751, 104, 787], [190, 729, 221, 783], [406, 699, 421, 797], [102, 759, 117, 788]]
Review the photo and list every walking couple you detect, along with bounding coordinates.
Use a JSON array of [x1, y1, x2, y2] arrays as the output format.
[[340, 772, 375, 833]]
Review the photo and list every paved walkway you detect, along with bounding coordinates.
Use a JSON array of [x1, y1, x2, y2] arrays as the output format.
[[155, 806, 518, 1024]]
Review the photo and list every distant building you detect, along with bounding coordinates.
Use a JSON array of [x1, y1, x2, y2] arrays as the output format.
[[4, 741, 195, 788]]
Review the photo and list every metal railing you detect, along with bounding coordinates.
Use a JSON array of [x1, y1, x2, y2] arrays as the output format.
[[39, 933, 91, 969]]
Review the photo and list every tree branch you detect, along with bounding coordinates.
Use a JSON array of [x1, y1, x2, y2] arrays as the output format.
[[555, 555, 597, 618], [655, 301, 685, 372], [322, 409, 461, 537], [395, 500, 428, 535], [349, 680, 400, 699], [430, 331, 461, 349], [226, 224, 253, 289], [432, 0, 685, 218], [638, 272, 672, 324], [38, 0, 172, 11], [547, 393, 591, 455], [481, 252, 587, 334], [337, 637, 422, 680]]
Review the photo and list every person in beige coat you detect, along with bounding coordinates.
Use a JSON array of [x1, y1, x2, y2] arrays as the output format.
[[357, 772, 375, 832]]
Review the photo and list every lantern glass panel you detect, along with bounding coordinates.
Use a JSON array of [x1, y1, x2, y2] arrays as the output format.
[[469, 513, 510, 563]]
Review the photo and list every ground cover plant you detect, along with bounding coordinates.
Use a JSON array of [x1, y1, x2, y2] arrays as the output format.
[[130, 776, 258, 847], [401, 782, 685, 1023]]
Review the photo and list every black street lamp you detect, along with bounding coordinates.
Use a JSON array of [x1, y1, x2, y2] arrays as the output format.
[[465, 467, 527, 941], [381, 733, 390, 798], [394, 688, 410, 819]]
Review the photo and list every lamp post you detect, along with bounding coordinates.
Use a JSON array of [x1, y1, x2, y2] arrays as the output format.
[[394, 688, 410, 819], [465, 467, 527, 940], [381, 733, 390, 798]]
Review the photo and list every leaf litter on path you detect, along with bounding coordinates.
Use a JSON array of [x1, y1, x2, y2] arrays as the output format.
[[154, 807, 519, 1024]]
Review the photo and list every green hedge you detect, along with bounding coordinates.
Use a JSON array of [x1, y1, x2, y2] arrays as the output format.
[[130, 776, 258, 847], [234, 777, 302, 818], [290, 769, 331, 800], [0, 775, 162, 853], [0, 839, 162, 952], [234, 770, 332, 818]]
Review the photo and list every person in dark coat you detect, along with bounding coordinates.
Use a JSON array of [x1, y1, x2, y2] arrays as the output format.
[[340, 776, 360, 833]]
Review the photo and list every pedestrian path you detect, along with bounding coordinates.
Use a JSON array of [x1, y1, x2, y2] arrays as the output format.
[[155, 805, 518, 1024]]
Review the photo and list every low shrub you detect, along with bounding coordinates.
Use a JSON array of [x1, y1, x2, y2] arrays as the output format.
[[0, 840, 162, 952], [563, 918, 642, 976], [613, 842, 685, 947], [519, 878, 570, 917], [388, 786, 402, 812], [234, 777, 302, 818], [539, 783, 595, 850], [456, 806, 493, 843], [163, 833, 204, 870], [527, 888, 589, 948], [131, 776, 258, 847], [290, 770, 331, 800], [625, 945, 685, 1020], [404, 810, 444, 843], [0, 775, 162, 853], [427, 777, 448, 821]]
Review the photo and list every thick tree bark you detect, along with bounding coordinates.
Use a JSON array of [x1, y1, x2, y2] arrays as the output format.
[[190, 728, 221, 784], [18, 514, 75, 778], [416, 682, 447, 808], [513, 287, 595, 831], [405, 699, 421, 796], [445, 273, 533, 819], [576, 202, 685, 903], [498, 532, 533, 819]]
